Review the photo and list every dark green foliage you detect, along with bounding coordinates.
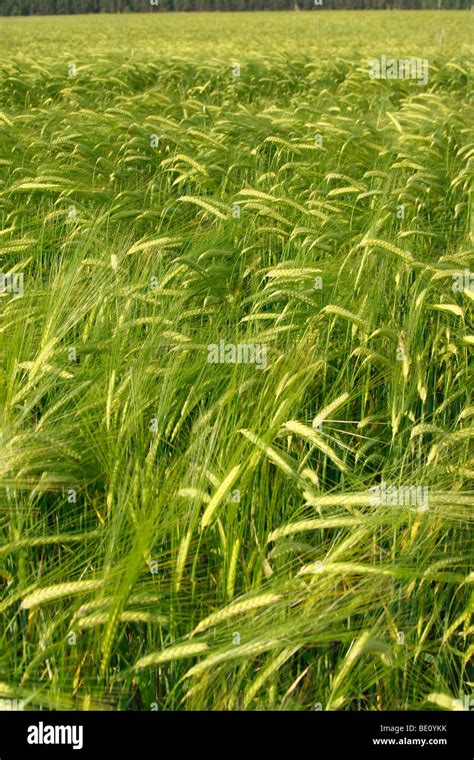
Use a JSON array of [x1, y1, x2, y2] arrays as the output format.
[[0, 0, 471, 16]]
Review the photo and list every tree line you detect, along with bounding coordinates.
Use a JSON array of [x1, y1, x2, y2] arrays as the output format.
[[0, 0, 470, 16]]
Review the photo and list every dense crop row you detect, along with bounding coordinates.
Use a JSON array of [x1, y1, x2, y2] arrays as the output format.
[[0, 12, 472, 710]]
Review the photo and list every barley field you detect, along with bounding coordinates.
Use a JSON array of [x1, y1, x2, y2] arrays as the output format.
[[0, 11, 473, 712]]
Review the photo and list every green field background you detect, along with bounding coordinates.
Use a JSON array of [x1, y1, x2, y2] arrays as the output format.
[[0, 12, 472, 711]]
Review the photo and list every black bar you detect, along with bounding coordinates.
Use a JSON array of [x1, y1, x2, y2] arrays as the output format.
[[0, 710, 471, 757]]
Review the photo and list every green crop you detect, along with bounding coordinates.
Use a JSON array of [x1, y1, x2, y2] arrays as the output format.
[[0, 11, 472, 712]]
